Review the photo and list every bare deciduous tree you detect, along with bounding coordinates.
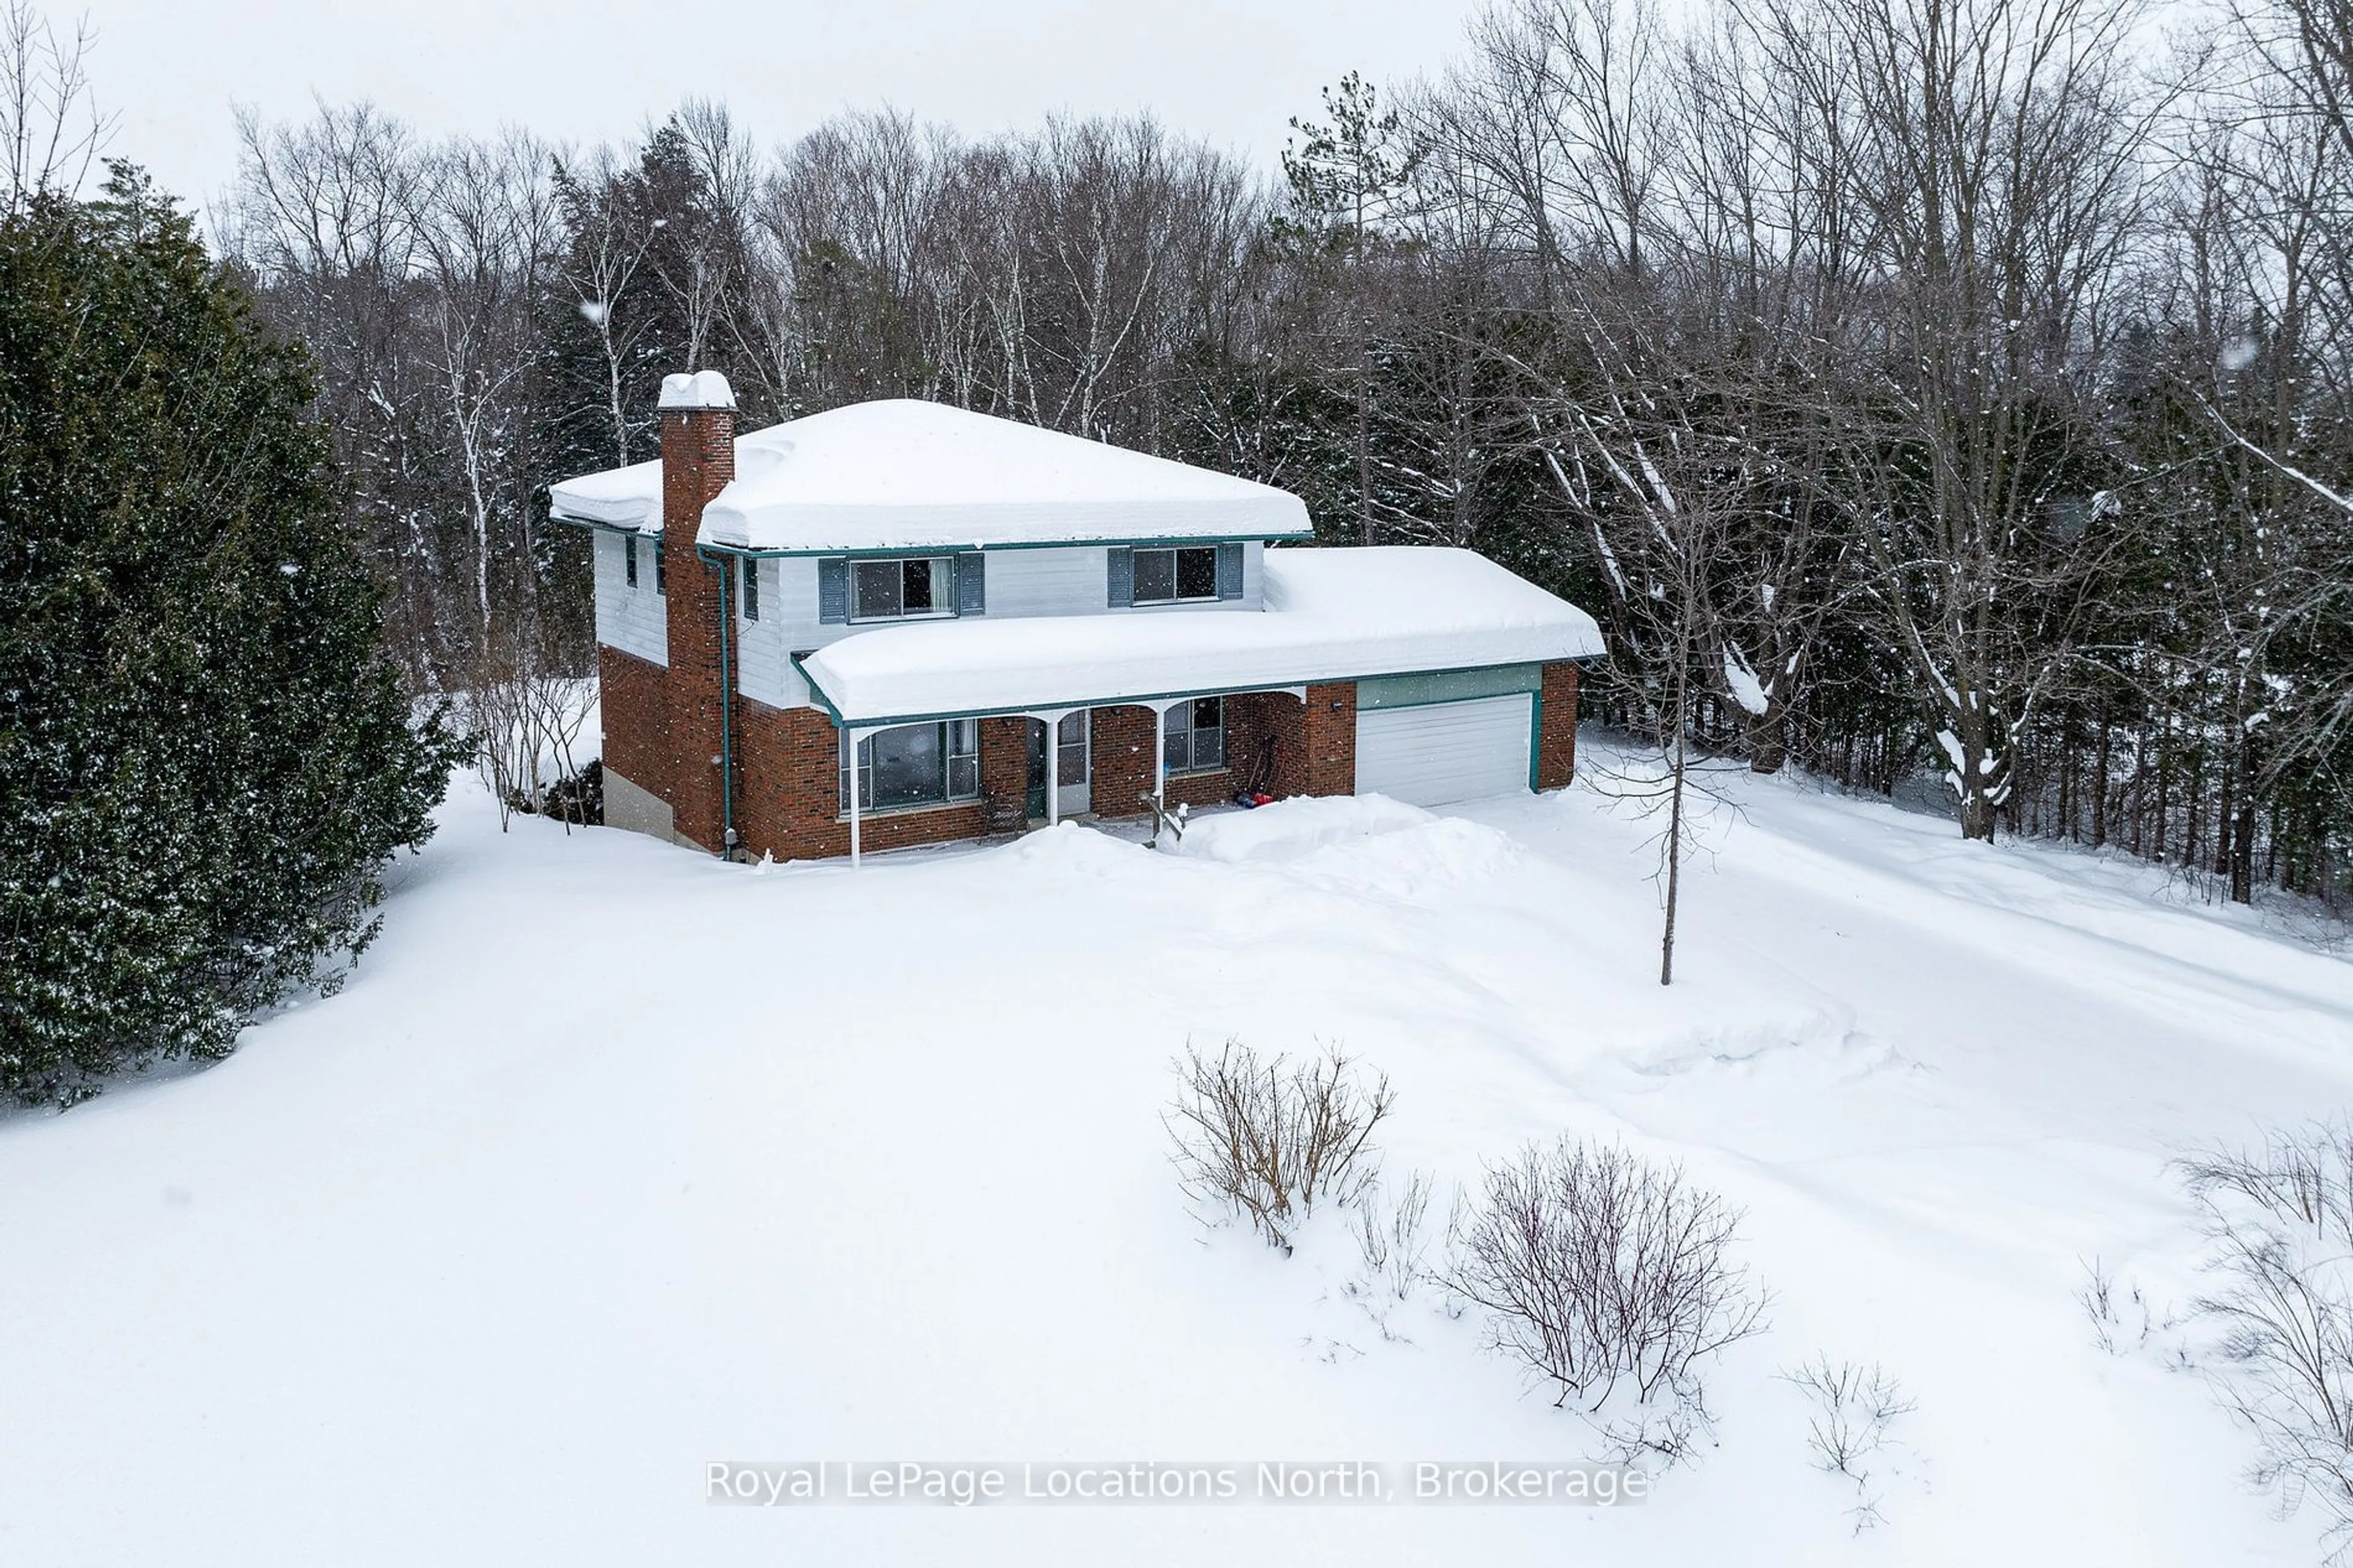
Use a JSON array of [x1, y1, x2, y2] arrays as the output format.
[[0, 0, 106, 216]]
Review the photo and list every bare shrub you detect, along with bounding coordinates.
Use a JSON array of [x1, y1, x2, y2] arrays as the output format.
[[2079, 1254, 2177, 1358], [2078, 1255, 2123, 1352], [1781, 1356, 1917, 1531], [1349, 1170, 1436, 1307], [1166, 1039, 1393, 1253], [2178, 1121, 2353, 1553], [1447, 1137, 1767, 1448], [455, 612, 596, 831]]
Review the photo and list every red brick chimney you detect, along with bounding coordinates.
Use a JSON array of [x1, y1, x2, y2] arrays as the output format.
[[657, 370, 737, 854]]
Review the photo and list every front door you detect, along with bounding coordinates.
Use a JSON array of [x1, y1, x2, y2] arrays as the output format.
[[1023, 713, 1093, 817]]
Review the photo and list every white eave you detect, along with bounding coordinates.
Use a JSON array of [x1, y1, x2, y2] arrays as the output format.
[[798, 547, 1606, 726], [545, 398, 1313, 550]]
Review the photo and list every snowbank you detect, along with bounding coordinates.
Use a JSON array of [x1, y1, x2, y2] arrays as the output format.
[[1170, 794, 1437, 863], [2, 752, 2347, 1566]]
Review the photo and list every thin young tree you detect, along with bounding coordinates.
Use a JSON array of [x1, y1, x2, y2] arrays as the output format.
[[1285, 72, 1422, 543]]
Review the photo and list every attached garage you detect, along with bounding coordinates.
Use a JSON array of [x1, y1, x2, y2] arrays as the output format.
[[1354, 666, 1542, 808]]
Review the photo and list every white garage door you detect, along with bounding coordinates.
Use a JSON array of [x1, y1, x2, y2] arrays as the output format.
[[1355, 694, 1533, 807]]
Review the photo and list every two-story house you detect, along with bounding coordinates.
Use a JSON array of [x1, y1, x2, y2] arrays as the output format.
[[548, 373, 1604, 863]]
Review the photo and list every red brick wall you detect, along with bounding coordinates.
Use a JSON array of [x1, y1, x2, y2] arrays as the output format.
[[1295, 682, 1358, 797], [597, 645, 672, 809], [980, 716, 1033, 809], [732, 700, 1013, 861], [633, 678, 1407, 854], [1254, 692, 1306, 798], [1089, 705, 1156, 818], [659, 405, 736, 852], [1538, 661, 1580, 789], [1097, 689, 1350, 811]]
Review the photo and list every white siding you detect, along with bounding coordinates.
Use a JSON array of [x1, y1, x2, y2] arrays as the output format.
[[738, 556, 822, 708], [733, 556, 799, 708], [985, 547, 1111, 618], [1355, 695, 1533, 807], [729, 541, 1271, 710], [593, 531, 667, 668]]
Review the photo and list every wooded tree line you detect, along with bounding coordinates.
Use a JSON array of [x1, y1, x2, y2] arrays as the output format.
[[222, 0, 2353, 903]]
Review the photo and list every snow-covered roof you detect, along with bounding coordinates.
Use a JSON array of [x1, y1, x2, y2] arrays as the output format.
[[546, 399, 1311, 550], [799, 547, 1606, 725]]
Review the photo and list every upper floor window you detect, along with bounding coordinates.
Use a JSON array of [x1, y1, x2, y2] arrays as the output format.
[[1134, 546, 1220, 605], [853, 556, 952, 622], [740, 558, 760, 621], [624, 535, 639, 588]]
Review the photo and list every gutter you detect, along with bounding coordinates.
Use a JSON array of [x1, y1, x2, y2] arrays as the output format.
[[547, 510, 1311, 556], [790, 651, 1605, 732]]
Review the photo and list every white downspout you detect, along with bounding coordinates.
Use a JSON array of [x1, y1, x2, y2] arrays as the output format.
[[1153, 703, 1168, 814]]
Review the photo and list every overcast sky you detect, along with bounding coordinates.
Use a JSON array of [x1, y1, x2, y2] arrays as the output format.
[[80, 0, 1488, 216]]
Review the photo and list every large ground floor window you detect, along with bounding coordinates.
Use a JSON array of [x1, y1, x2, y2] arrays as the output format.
[[1164, 696, 1226, 775], [842, 721, 980, 811]]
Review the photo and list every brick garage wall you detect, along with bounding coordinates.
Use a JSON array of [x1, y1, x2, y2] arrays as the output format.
[[1286, 681, 1357, 797], [1538, 661, 1580, 789], [598, 645, 672, 806]]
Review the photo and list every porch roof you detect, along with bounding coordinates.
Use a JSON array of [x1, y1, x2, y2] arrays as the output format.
[[796, 547, 1605, 727]]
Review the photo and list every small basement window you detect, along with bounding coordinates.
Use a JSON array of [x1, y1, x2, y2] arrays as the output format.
[[1164, 696, 1226, 775], [1132, 546, 1220, 605], [841, 720, 982, 812], [852, 556, 953, 622]]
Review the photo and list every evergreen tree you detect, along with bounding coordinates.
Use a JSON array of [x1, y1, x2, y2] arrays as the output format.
[[0, 165, 461, 1107]]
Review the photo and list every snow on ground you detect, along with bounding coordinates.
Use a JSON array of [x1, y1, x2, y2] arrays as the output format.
[[3, 739, 2350, 1565]]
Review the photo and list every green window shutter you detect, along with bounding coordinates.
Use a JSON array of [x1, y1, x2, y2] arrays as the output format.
[[1107, 547, 1134, 607], [818, 558, 848, 624], [1216, 541, 1243, 600], [955, 551, 986, 615]]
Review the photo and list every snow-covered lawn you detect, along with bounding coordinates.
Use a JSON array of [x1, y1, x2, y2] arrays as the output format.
[[4, 741, 2349, 1565]]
